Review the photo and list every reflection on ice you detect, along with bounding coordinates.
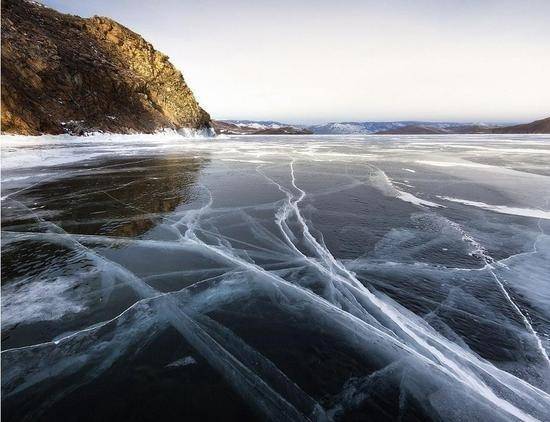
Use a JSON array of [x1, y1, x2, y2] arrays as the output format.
[[1, 133, 550, 421]]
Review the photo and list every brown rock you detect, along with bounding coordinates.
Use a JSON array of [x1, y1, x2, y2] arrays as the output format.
[[1, 0, 211, 135]]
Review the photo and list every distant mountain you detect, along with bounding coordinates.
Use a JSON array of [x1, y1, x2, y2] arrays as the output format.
[[376, 123, 497, 135], [224, 120, 288, 130], [491, 117, 550, 134], [212, 120, 312, 135], [376, 125, 448, 135], [212, 118, 550, 136], [446, 124, 495, 134], [308, 121, 408, 134], [307, 121, 486, 134]]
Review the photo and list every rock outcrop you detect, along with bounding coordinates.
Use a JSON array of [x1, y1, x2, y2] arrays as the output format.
[[1, 0, 211, 135]]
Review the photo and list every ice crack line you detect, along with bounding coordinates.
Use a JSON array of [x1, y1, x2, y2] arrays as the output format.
[[3, 192, 325, 421], [489, 267, 550, 367], [264, 160, 546, 421], [450, 215, 549, 367]]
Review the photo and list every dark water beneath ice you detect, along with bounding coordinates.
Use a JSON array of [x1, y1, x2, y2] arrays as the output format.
[[1, 134, 550, 421]]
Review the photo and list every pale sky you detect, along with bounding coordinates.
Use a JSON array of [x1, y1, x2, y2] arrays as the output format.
[[41, 0, 550, 124]]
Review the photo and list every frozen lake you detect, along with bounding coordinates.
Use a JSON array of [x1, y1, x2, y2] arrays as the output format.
[[2, 133, 550, 421]]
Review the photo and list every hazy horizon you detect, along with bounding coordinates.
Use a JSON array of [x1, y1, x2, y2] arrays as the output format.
[[39, 0, 550, 124]]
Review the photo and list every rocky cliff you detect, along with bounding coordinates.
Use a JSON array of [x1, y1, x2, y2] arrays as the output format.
[[1, 0, 211, 135]]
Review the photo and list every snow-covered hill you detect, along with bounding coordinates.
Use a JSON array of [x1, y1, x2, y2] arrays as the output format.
[[307, 121, 481, 134], [212, 120, 312, 135], [225, 120, 288, 130], [213, 120, 502, 135]]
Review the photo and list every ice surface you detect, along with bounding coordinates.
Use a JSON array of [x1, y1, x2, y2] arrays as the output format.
[[1, 133, 550, 421]]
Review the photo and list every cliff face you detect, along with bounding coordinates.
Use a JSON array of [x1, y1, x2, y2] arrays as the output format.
[[1, 0, 211, 135]]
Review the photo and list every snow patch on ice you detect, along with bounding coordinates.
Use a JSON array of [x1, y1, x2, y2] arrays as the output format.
[[367, 168, 444, 208], [221, 158, 271, 164], [438, 197, 550, 220], [0, 129, 215, 173], [165, 356, 197, 368], [416, 160, 492, 169], [1, 276, 87, 327], [396, 190, 444, 208]]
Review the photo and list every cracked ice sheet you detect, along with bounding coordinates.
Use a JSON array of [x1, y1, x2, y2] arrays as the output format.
[[2, 133, 550, 421]]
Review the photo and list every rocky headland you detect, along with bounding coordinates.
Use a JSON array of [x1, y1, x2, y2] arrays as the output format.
[[1, 0, 211, 135]]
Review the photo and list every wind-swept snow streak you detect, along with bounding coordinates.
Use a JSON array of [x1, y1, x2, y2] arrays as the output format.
[[439, 196, 550, 220]]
